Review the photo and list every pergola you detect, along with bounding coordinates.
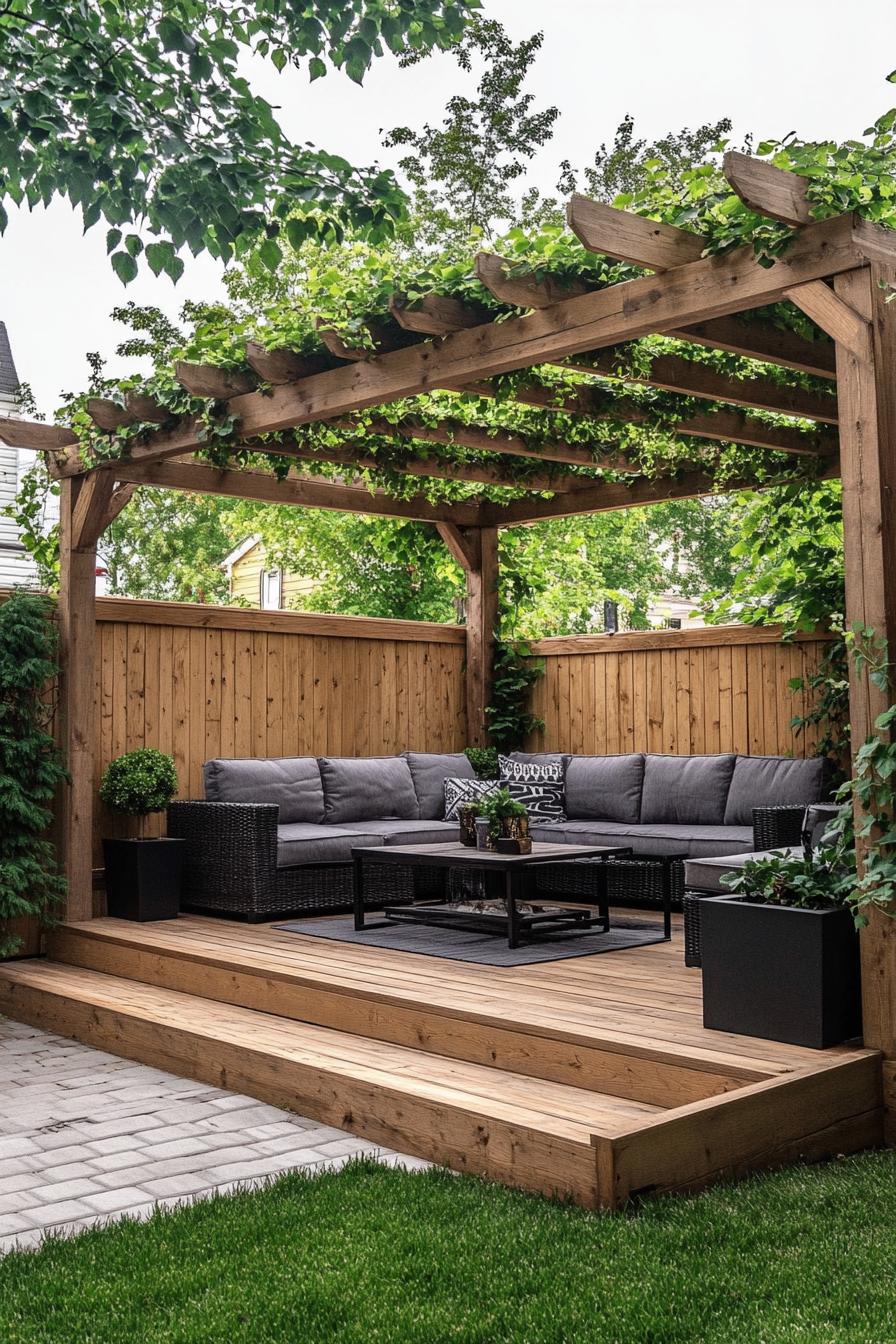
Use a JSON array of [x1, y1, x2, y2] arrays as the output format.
[[4, 152, 895, 1090]]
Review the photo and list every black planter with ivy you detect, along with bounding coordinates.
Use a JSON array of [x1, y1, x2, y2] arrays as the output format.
[[701, 843, 861, 1049], [99, 749, 183, 921]]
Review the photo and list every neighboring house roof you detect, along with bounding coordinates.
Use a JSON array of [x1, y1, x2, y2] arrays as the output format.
[[220, 536, 262, 571], [0, 321, 20, 401]]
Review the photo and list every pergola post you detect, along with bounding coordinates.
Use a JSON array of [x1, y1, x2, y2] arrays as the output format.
[[57, 476, 99, 922], [833, 266, 896, 1120], [437, 524, 498, 746]]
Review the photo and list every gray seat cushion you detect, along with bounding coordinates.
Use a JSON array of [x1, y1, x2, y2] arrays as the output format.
[[319, 756, 420, 823], [403, 752, 475, 820], [723, 755, 828, 826], [564, 754, 644, 823], [341, 819, 460, 846], [276, 824, 386, 868], [684, 847, 800, 894], [640, 753, 736, 825], [204, 757, 325, 824], [530, 820, 755, 858]]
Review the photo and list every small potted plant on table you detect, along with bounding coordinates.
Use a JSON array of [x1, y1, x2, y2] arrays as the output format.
[[701, 828, 861, 1048], [99, 749, 183, 921], [477, 787, 531, 853]]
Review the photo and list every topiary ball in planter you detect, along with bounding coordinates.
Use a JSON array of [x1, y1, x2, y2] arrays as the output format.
[[99, 749, 183, 921]]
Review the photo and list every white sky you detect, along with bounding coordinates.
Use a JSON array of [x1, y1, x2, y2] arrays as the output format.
[[3, 0, 895, 414]]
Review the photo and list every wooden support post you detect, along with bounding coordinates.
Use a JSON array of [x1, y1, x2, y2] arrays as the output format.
[[438, 526, 498, 747], [833, 266, 896, 1117], [466, 528, 498, 748], [57, 476, 98, 922]]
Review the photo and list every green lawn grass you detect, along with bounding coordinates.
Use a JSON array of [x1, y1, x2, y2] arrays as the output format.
[[2, 1153, 896, 1344]]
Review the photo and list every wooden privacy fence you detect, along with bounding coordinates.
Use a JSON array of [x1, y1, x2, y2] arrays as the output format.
[[91, 597, 468, 855], [527, 625, 833, 759]]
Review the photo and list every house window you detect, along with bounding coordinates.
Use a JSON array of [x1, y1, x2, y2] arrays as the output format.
[[260, 568, 283, 610]]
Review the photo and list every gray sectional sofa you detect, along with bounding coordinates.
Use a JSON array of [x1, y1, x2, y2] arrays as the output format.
[[167, 750, 829, 923]]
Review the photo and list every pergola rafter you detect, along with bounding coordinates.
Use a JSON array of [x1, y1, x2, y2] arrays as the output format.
[[7, 153, 896, 1094]]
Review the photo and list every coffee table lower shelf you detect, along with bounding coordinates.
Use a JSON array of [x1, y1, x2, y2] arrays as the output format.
[[381, 900, 605, 940]]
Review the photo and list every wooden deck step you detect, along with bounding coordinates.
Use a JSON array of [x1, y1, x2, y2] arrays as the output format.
[[50, 918, 863, 1109]]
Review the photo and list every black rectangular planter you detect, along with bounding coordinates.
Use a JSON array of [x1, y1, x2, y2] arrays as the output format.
[[103, 837, 185, 922], [701, 897, 861, 1049]]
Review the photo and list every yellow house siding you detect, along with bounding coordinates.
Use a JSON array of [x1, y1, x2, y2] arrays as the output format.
[[228, 542, 315, 609]]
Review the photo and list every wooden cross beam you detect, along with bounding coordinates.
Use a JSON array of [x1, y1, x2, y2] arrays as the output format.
[[108, 458, 483, 525], [253, 438, 594, 493], [479, 455, 842, 527]]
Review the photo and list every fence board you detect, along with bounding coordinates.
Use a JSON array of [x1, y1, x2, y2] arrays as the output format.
[[528, 626, 832, 759]]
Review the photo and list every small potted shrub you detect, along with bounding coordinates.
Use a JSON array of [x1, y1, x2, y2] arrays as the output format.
[[701, 834, 861, 1048], [99, 749, 183, 921], [477, 787, 530, 853]]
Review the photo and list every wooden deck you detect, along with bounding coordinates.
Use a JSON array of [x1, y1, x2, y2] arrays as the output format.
[[0, 914, 883, 1208]]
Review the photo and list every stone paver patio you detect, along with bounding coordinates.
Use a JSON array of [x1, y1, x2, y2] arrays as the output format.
[[0, 1017, 425, 1255]]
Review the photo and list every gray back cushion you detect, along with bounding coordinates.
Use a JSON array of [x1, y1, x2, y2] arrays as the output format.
[[403, 752, 475, 820], [203, 757, 324, 824], [640, 753, 736, 825], [724, 755, 828, 826], [565, 754, 644, 823], [319, 756, 420, 823]]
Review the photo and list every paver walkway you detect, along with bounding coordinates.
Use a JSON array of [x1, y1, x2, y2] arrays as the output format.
[[0, 1017, 425, 1255]]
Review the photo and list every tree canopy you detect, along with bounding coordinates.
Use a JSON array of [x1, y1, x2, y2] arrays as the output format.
[[0, 0, 478, 279]]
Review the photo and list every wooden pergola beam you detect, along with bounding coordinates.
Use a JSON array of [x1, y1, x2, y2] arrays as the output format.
[[245, 343, 331, 384], [389, 294, 487, 335], [262, 439, 592, 493], [0, 420, 78, 452], [109, 458, 483, 525], [480, 456, 841, 527], [571, 349, 838, 423], [566, 194, 705, 270], [474, 252, 591, 308], [175, 362, 257, 399], [86, 399, 135, 432], [722, 152, 813, 227], [365, 416, 634, 472]]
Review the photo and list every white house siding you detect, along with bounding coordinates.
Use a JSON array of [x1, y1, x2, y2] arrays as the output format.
[[0, 322, 43, 589]]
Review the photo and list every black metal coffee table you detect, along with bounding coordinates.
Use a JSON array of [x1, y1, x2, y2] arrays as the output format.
[[351, 841, 633, 950]]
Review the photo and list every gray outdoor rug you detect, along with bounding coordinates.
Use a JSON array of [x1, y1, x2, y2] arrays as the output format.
[[273, 915, 667, 966]]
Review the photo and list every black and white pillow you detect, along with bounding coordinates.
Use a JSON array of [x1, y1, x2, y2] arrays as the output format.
[[498, 754, 563, 784], [443, 777, 498, 821], [506, 780, 566, 823]]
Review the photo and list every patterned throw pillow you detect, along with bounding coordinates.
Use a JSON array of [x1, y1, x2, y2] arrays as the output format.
[[505, 780, 566, 823], [443, 776, 498, 821], [498, 754, 564, 783]]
